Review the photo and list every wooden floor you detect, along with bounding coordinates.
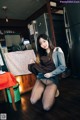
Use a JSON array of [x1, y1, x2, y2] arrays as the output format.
[[0, 76, 80, 120]]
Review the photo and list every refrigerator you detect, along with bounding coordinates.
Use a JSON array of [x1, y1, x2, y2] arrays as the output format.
[[63, 4, 80, 77]]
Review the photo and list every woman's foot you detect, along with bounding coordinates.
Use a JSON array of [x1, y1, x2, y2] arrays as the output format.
[[55, 89, 59, 97]]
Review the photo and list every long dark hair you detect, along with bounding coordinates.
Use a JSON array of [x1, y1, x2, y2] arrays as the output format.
[[37, 34, 54, 57]]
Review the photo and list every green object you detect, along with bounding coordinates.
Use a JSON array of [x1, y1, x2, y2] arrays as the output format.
[[7, 84, 21, 103]]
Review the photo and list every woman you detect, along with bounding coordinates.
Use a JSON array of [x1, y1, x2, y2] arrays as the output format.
[[28, 34, 67, 111]]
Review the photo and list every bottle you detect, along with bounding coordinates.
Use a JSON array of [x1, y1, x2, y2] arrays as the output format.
[[0, 64, 2, 71]]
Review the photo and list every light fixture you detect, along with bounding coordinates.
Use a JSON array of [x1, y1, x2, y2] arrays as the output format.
[[2, 6, 8, 22], [6, 17, 8, 22], [50, 2, 57, 7], [55, 10, 63, 14], [32, 20, 36, 24]]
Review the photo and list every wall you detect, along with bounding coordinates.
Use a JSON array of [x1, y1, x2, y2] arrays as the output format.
[[0, 19, 30, 47]]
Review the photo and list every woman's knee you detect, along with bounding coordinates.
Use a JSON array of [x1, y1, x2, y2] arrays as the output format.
[[42, 101, 55, 111], [42, 96, 55, 111], [30, 89, 43, 104], [43, 104, 51, 111], [42, 84, 56, 111], [30, 97, 37, 104]]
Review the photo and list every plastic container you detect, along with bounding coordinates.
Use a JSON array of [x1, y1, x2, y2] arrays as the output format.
[[7, 84, 21, 103]]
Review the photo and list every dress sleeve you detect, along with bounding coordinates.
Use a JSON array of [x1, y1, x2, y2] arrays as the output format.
[[50, 47, 67, 77]]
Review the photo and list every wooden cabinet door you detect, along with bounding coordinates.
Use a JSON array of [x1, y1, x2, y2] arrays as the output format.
[[16, 74, 36, 94]]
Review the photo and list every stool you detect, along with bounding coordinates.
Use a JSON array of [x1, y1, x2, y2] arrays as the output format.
[[0, 72, 18, 111], [1, 87, 17, 111], [7, 84, 21, 103]]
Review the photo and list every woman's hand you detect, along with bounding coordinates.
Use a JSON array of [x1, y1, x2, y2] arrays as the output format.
[[44, 73, 52, 78]]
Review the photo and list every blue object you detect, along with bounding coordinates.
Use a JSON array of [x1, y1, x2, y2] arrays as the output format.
[[37, 73, 59, 85], [37, 73, 45, 79], [37, 73, 54, 80]]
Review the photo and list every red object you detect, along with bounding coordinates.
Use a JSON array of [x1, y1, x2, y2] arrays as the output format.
[[0, 72, 17, 90]]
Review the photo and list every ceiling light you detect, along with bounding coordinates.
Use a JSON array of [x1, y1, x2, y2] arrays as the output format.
[[50, 2, 57, 7], [55, 10, 63, 14], [2, 6, 8, 22], [32, 20, 36, 24], [2, 6, 7, 10]]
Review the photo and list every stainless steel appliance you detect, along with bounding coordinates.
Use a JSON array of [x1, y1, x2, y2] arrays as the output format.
[[64, 4, 80, 77]]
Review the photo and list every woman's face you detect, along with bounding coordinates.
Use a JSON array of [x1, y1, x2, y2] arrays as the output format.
[[39, 38, 49, 50]]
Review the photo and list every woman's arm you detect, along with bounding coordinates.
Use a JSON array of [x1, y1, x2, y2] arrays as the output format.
[[44, 47, 67, 78]]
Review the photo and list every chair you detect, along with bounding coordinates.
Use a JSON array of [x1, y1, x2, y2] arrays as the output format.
[[0, 72, 18, 111]]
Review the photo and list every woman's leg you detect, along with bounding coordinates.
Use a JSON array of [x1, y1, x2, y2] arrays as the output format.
[[9, 87, 17, 111], [42, 83, 57, 111], [41, 79, 59, 97], [30, 80, 45, 104], [55, 89, 59, 97]]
